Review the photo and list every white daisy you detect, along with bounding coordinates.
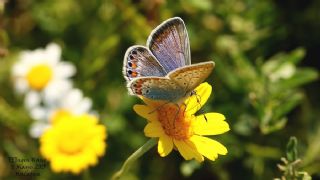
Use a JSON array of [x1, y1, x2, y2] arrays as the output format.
[[11, 43, 76, 110], [29, 88, 94, 138]]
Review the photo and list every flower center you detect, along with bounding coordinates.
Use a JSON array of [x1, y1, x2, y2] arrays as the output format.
[[56, 115, 93, 155], [157, 104, 193, 140], [58, 132, 85, 154], [26, 64, 53, 90]]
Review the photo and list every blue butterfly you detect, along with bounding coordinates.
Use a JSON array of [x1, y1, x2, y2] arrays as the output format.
[[123, 17, 214, 102]]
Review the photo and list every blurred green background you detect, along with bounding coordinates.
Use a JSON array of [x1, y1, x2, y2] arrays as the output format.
[[1, 0, 319, 179]]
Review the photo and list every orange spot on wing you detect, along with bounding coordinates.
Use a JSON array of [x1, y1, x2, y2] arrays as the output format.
[[131, 71, 138, 77], [131, 62, 137, 69]]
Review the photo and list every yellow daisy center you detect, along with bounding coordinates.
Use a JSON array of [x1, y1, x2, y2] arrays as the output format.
[[26, 64, 53, 90], [157, 104, 193, 140], [55, 118, 89, 155], [58, 129, 86, 155]]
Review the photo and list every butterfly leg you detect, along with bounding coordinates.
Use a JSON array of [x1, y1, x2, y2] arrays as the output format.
[[172, 103, 181, 128], [185, 90, 202, 112], [186, 90, 208, 122]]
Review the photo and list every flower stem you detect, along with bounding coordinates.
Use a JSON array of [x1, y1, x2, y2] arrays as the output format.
[[111, 138, 157, 180], [82, 169, 91, 180]]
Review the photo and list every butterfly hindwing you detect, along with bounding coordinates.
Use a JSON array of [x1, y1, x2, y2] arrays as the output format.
[[129, 77, 185, 101], [147, 17, 191, 73], [168, 61, 215, 92], [123, 45, 167, 83]]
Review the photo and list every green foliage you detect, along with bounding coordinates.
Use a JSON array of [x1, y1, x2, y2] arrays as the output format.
[[275, 137, 312, 180], [1, 0, 319, 179]]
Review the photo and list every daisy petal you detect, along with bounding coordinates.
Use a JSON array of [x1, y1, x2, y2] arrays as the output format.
[[30, 106, 48, 121], [185, 82, 212, 114], [194, 113, 230, 135], [14, 79, 28, 94], [43, 80, 73, 105], [24, 91, 41, 110], [158, 135, 173, 157], [29, 122, 50, 138], [75, 98, 92, 114], [12, 63, 27, 76], [54, 62, 76, 78], [144, 121, 164, 137], [133, 105, 157, 122], [174, 139, 204, 162], [140, 97, 167, 108], [46, 43, 61, 65], [191, 135, 227, 161]]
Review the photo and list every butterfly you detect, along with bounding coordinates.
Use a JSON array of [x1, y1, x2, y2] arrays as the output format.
[[123, 17, 215, 102]]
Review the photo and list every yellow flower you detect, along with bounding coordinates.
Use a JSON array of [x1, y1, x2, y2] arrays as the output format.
[[133, 82, 229, 162], [40, 113, 107, 174]]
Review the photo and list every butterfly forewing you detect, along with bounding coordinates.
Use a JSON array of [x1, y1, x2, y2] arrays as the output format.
[[168, 61, 215, 93], [147, 17, 191, 73], [123, 46, 167, 83]]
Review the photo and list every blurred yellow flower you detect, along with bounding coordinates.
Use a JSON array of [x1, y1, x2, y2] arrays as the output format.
[[40, 113, 107, 174], [133, 83, 229, 162]]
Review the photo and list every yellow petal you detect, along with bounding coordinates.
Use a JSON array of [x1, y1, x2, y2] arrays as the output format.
[[190, 135, 228, 161], [133, 104, 158, 122], [173, 139, 204, 162], [140, 96, 167, 108], [194, 113, 230, 135], [185, 82, 212, 114], [144, 121, 164, 137], [158, 135, 173, 157]]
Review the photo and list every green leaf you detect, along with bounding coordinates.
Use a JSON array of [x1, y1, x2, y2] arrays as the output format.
[[286, 137, 298, 162], [297, 172, 312, 180], [272, 92, 303, 121], [274, 68, 318, 91], [261, 117, 287, 134], [262, 48, 305, 75]]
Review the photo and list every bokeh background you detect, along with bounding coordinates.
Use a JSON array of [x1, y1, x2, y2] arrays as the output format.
[[1, 0, 320, 179]]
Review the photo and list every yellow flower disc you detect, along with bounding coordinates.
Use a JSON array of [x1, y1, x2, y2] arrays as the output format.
[[26, 64, 53, 90], [157, 104, 193, 140]]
